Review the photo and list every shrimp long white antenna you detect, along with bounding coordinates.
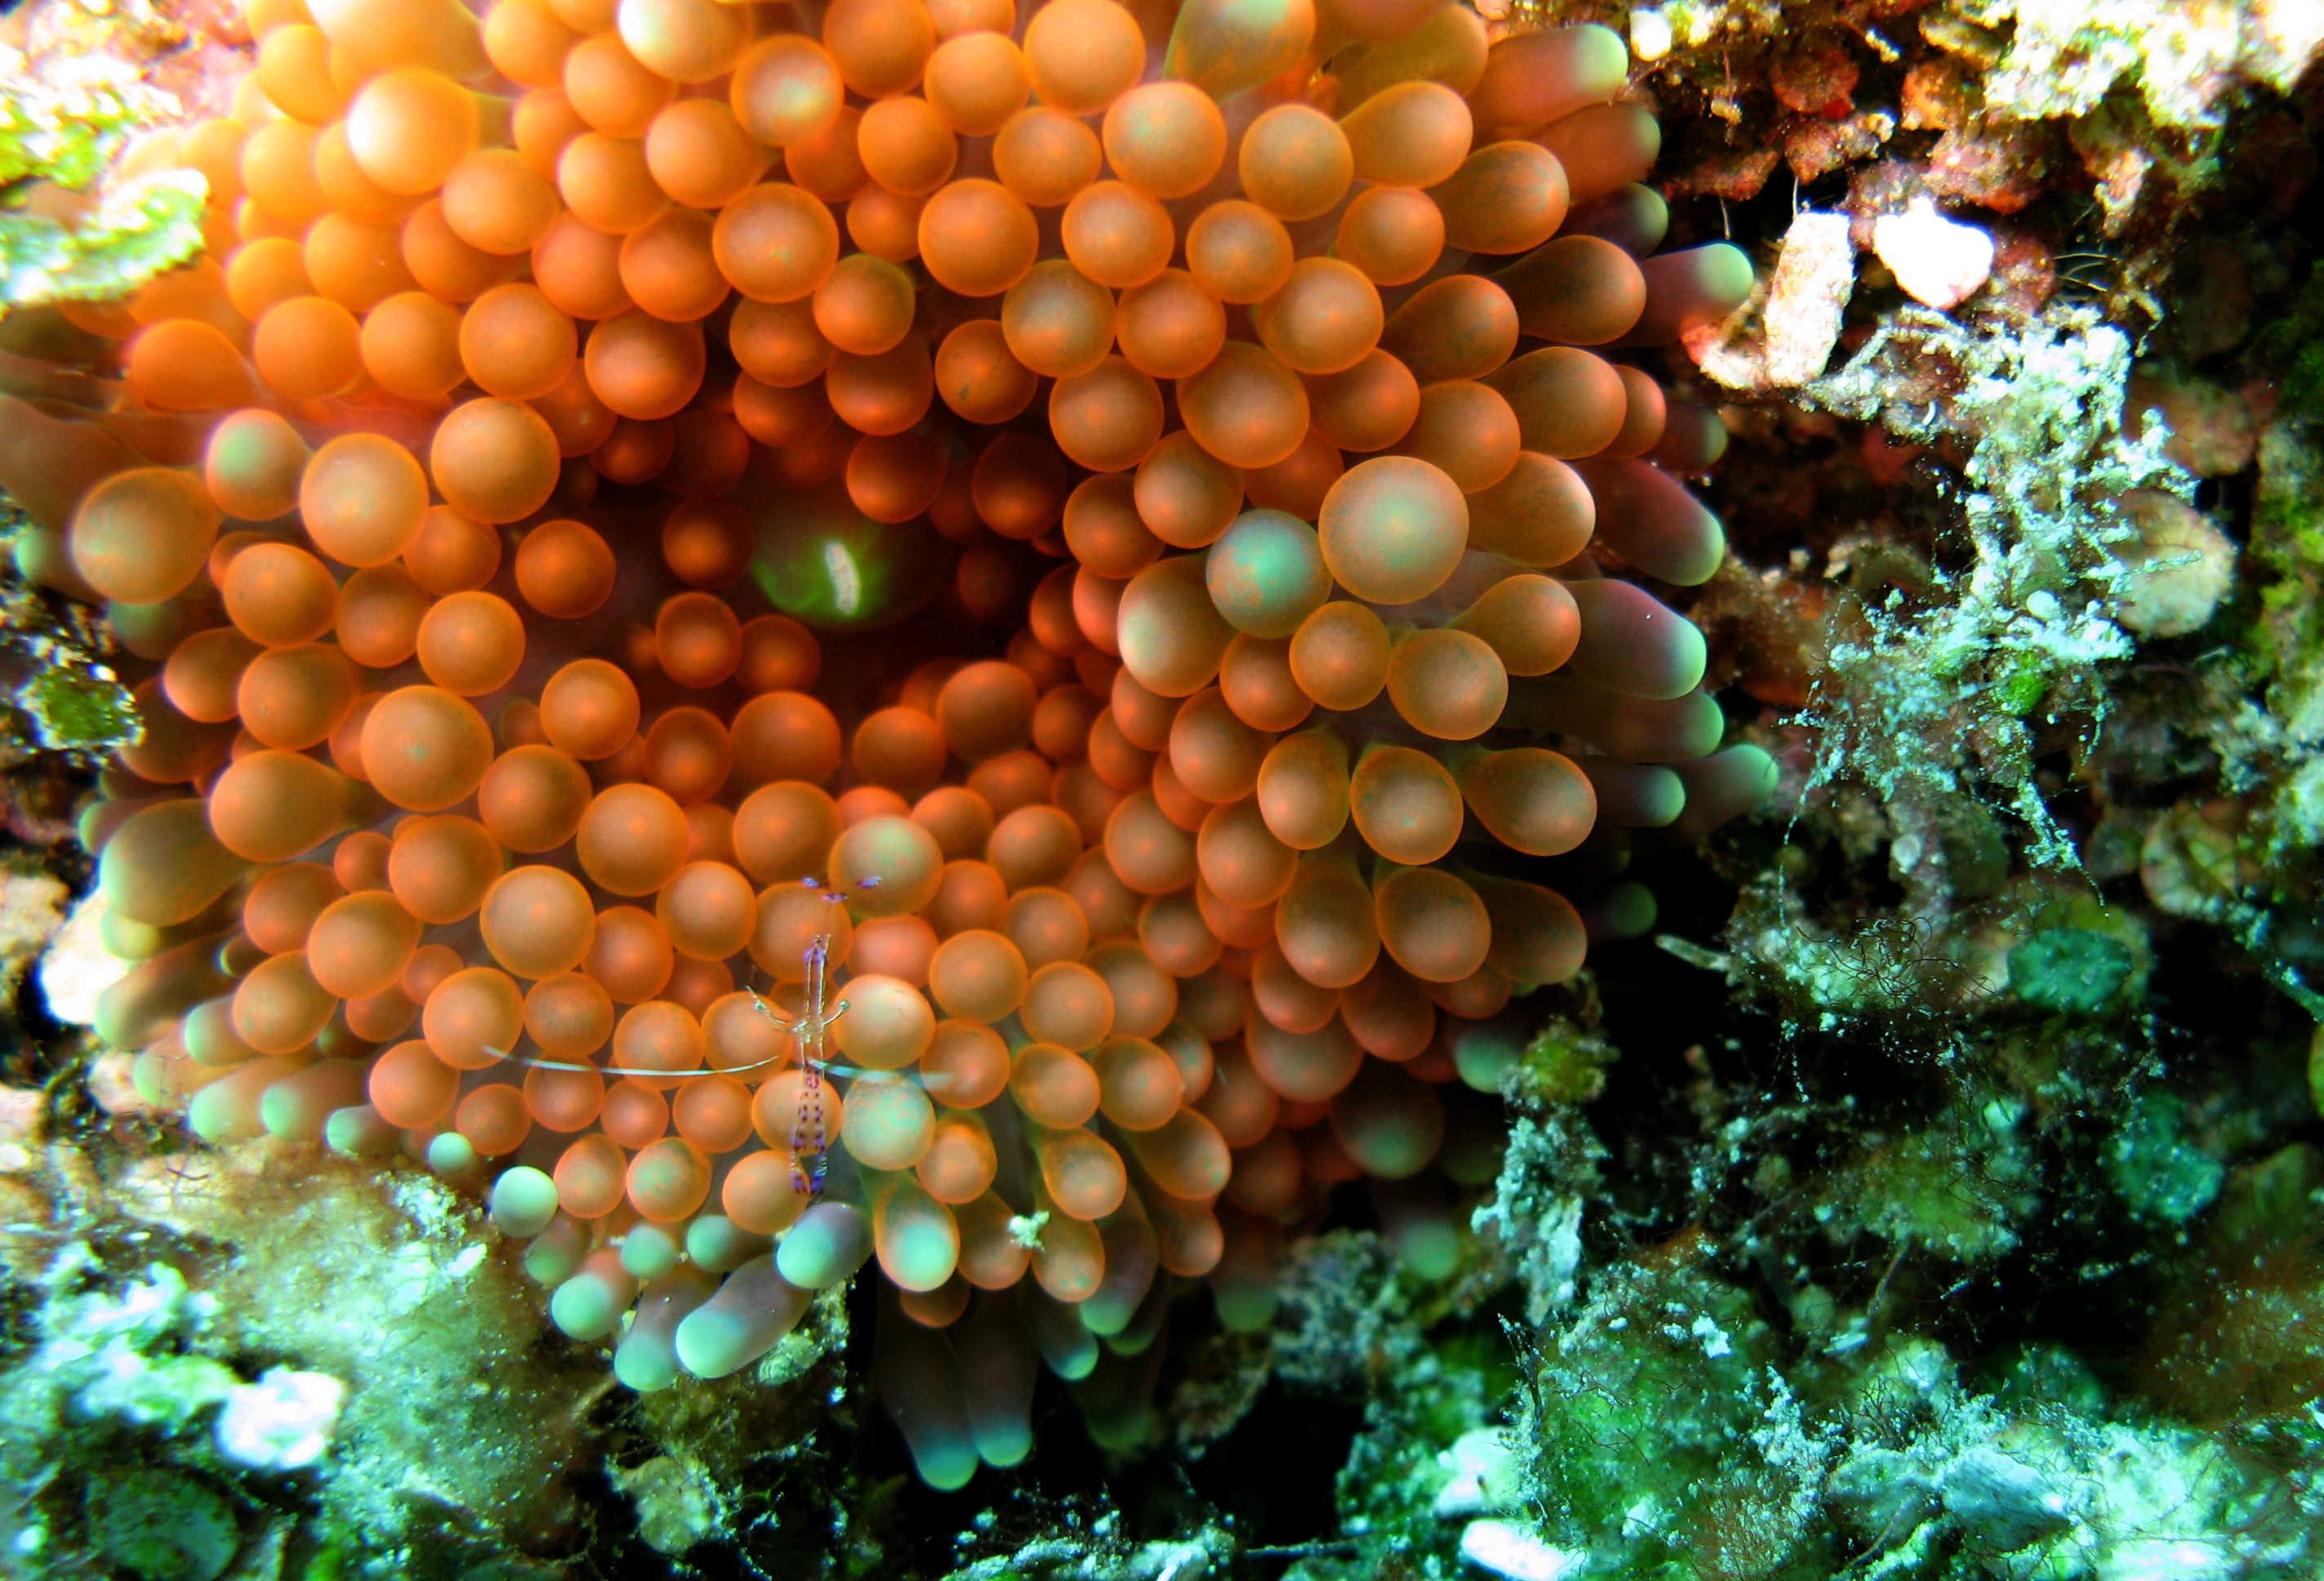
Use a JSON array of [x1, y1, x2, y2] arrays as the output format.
[[458, 875, 886, 1196]]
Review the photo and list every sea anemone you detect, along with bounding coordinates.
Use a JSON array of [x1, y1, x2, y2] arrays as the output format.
[[31, 0, 1762, 1487]]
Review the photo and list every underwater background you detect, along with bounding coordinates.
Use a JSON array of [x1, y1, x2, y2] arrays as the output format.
[[1, 0, 2322, 1576]]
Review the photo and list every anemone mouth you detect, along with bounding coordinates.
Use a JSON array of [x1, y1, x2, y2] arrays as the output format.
[[747, 480, 955, 632]]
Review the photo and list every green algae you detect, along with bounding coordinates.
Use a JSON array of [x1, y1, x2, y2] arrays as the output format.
[[16, 661, 138, 754], [0, 34, 207, 307], [2006, 927, 2134, 1013], [0, 171, 207, 307]]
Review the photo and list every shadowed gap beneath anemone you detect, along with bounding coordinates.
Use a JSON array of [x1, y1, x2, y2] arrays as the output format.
[[1178, 1379, 1364, 1570], [848, 1245, 1363, 1576]]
